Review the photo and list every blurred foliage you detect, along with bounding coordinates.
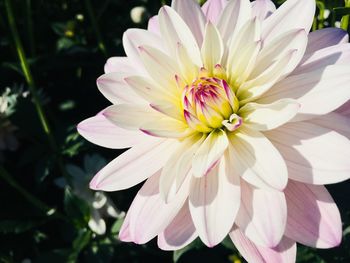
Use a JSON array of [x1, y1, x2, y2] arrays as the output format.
[[0, 0, 350, 262]]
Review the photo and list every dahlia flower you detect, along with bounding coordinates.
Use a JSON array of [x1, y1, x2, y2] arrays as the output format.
[[78, 0, 350, 261]]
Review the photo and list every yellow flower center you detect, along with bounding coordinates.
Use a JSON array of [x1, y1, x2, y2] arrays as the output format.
[[182, 66, 242, 133]]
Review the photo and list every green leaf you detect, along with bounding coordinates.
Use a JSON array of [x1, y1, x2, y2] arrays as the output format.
[[64, 187, 90, 227], [110, 217, 124, 235], [67, 228, 92, 263]]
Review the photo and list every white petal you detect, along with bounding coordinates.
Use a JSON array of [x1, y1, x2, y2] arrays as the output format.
[[201, 21, 224, 72], [309, 112, 350, 139], [119, 171, 189, 244], [265, 121, 350, 185], [262, 0, 315, 43], [251, 0, 276, 20], [293, 43, 350, 75], [201, 0, 227, 24], [230, 227, 296, 263], [172, 0, 206, 46], [147, 16, 160, 35], [140, 118, 190, 138], [192, 129, 229, 177], [123, 29, 164, 69], [304, 28, 349, 57], [89, 138, 178, 191], [160, 135, 204, 203], [88, 210, 106, 235], [97, 73, 145, 105], [285, 180, 342, 248], [158, 6, 202, 67], [228, 128, 288, 190], [238, 99, 300, 131], [104, 57, 139, 74], [259, 65, 350, 120], [157, 202, 197, 251], [103, 104, 162, 130], [189, 155, 240, 247], [235, 180, 287, 247], [238, 50, 298, 104], [217, 0, 252, 43], [77, 112, 146, 149], [252, 29, 308, 79], [138, 45, 180, 93]]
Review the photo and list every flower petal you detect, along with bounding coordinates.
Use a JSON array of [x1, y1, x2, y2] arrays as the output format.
[[251, 0, 276, 20], [201, 21, 224, 72], [304, 28, 349, 57], [238, 99, 300, 131], [103, 104, 162, 130], [293, 43, 350, 75], [157, 202, 197, 251], [147, 16, 160, 35], [262, 0, 315, 43], [104, 57, 138, 74], [265, 122, 350, 185], [89, 138, 178, 191], [192, 129, 229, 177], [235, 180, 287, 247], [97, 73, 146, 105], [259, 65, 350, 121], [77, 112, 146, 149], [230, 227, 296, 263], [160, 135, 205, 203], [309, 112, 350, 139], [189, 155, 240, 247], [172, 0, 206, 46], [119, 171, 189, 244], [284, 180, 342, 248], [201, 0, 227, 24], [140, 117, 190, 138], [158, 6, 202, 67], [217, 0, 251, 43], [123, 29, 164, 68], [228, 128, 288, 191]]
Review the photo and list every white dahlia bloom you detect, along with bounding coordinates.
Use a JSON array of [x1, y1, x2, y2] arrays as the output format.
[[78, 0, 350, 261]]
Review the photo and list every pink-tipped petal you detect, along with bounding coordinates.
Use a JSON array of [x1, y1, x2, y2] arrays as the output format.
[[172, 0, 206, 46], [147, 15, 160, 35], [157, 202, 197, 251], [230, 227, 297, 263], [262, 0, 315, 43], [104, 57, 138, 74], [304, 28, 349, 57], [265, 122, 350, 185], [119, 171, 189, 244], [284, 180, 342, 248], [189, 155, 240, 247], [201, 0, 227, 24], [217, 0, 251, 43], [89, 138, 178, 191], [96, 73, 146, 105], [235, 180, 287, 248], [77, 112, 146, 149], [251, 0, 276, 20]]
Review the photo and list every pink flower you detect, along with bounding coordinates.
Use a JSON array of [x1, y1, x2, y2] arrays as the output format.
[[78, 0, 350, 261]]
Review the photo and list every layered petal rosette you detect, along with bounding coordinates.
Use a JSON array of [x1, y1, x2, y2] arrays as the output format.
[[78, 0, 350, 262]]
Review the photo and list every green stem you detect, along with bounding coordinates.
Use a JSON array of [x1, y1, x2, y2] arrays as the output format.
[[5, 0, 54, 149], [341, 0, 350, 31], [84, 0, 108, 56], [5, 0, 72, 185], [0, 167, 65, 219]]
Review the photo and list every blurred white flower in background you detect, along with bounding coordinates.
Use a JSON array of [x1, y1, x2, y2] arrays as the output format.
[[130, 6, 148, 24], [55, 154, 125, 235]]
